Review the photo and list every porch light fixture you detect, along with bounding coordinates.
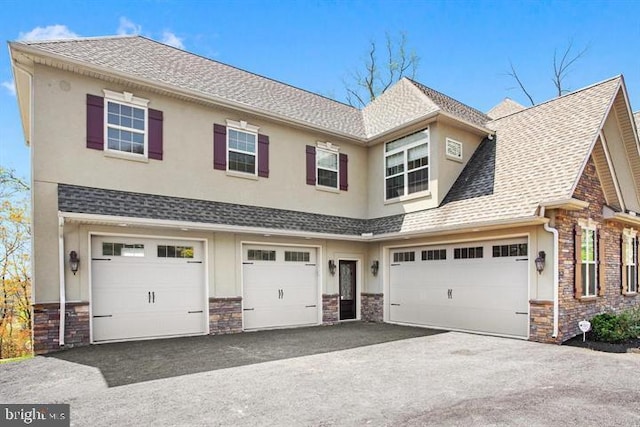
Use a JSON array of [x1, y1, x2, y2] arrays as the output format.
[[69, 251, 80, 275], [328, 259, 336, 276], [371, 260, 379, 276], [534, 251, 546, 274]]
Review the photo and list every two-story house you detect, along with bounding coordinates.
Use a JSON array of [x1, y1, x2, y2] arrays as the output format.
[[8, 36, 640, 354]]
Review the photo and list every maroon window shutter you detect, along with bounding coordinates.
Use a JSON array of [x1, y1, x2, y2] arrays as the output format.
[[213, 124, 227, 170], [306, 145, 316, 185], [339, 153, 348, 191], [86, 94, 104, 150], [257, 134, 269, 177], [148, 108, 163, 160]]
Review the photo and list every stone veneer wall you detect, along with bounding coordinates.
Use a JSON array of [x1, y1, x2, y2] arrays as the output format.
[[322, 294, 339, 324], [361, 293, 383, 322], [32, 302, 90, 354], [209, 297, 242, 334], [554, 156, 639, 342], [529, 300, 555, 343]]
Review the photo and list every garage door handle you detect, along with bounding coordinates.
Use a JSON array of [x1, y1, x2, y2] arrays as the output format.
[[515, 312, 528, 315], [305, 305, 316, 308], [148, 291, 151, 303], [92, 258, 111, 261], [515, 258, 529, 262], [152, 291, 155, 303], [390, 303, 400, 306], [187, 261, 202, 264], [93, 315, 113, 318], [243, 308, 255, 311], [188, 310, 203, 314]]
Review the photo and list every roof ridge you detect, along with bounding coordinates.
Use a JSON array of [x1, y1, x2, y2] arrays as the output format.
[[405, 78, 492, 121], [18, 34, 138, 45], [491, 75, 622, 122], [134, 36, 360, 111]]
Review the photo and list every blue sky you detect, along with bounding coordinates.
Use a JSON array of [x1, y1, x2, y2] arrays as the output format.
[[2, 0, 639, 180]]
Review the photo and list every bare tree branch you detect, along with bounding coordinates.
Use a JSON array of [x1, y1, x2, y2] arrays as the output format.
[[506, 61, 535, 106], [344, 32, 420, 107], [552, 40, 589, 96]]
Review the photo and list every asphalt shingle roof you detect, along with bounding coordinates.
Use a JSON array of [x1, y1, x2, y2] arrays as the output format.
[[486, 98, 526, 120], [58, 184, 368, 236], [16, 36, 366, 138], [14, 36, 492, 140]]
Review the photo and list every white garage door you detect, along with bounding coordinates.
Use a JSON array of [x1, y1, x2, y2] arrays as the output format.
[[242, 245, 319, 330], [91, 236, 207, 342], [389, 238, 529, 338]]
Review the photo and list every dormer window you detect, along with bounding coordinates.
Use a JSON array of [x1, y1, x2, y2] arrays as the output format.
[[385, 129, 429, 200]]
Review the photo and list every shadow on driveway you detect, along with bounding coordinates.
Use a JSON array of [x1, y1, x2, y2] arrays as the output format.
[[46, 322, 444, 387]]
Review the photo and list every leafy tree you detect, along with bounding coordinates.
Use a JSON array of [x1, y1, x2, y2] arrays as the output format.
[[0, 167, 31, 358], [344, 32, 420, 108]]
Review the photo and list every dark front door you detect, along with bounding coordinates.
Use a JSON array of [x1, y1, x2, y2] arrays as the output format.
[[339, 260, 357, 320]]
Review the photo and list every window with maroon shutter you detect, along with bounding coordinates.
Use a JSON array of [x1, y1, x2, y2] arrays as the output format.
[[257, 134, 269, 177], [213, 124, 227, 170], [148, 108, 163, 160], [306, 145, 316, 185], [339, 153, 348, 191], [86, 94, 104, 150]]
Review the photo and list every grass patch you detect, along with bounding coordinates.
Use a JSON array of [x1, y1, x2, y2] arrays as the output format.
[[0, 354, 34, 364]]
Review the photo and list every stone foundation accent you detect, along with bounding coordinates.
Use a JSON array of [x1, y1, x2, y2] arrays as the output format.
[[209, 297, 242, 334], [361, 293, 383, 322], [529, 300, 557, 343], [322, 294, 339, 324], [32, 302, 90, 355]]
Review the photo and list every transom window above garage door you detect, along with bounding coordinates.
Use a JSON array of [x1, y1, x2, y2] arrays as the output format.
[[102, 242, 144, 257], [247, 249, 276, 261], [453, 246, 483, 259], [157, 245, 194, 258], [492, 244, 528, 257]]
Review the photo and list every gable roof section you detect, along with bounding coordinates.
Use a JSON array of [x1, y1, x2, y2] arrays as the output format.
[[11, 36, 366, 139], [408, 79, 492, 128], [486, 98, 526, 120]]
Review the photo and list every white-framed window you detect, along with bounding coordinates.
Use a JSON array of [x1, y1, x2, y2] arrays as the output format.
[[316, 145, 339, 189], [385, 129, 429, 200], [581, 226, 598, 297], [102, 242, 144, 257], [623, 229, 638, 294], [227, 120, 259, 175], [445, 138, 463, 161], [104, 89, 149, 157]]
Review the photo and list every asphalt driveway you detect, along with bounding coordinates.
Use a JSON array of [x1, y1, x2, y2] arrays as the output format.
[[1, 325, 639, 426], [46, 322, 442, 387]]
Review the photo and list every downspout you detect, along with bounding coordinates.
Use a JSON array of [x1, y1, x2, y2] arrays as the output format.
[[540, 206, 559, 338], [58, 216, 65, 347]]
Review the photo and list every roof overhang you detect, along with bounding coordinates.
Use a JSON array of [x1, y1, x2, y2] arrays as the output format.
[[60, 211, 548, 243], [603, 206, 640, 227], [539, 198, 590, 211]]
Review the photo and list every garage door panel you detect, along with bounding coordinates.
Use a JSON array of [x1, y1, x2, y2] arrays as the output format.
[[91, 236, 206, 342], [390, 238, 529, 338], [242, 245, 319, 330]]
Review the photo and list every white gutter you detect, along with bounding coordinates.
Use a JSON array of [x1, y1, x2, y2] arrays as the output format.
[[58, 216, 65, 347], [539, 206, 560, 338]]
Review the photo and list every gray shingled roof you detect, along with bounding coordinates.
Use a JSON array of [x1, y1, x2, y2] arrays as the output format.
[[13, 36, 491, 140], [58, 184, 367, 236], [14, 36, 366, 138]]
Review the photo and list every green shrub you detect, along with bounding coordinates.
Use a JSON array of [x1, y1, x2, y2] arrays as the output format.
[[590, 312, 635, 343]]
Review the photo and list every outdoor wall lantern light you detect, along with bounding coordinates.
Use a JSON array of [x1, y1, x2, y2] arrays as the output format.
[[328, 259, 336, 276], [69, 250, 80, 275], [371, 260, 379, 276], [534, 251, 546, 274]]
